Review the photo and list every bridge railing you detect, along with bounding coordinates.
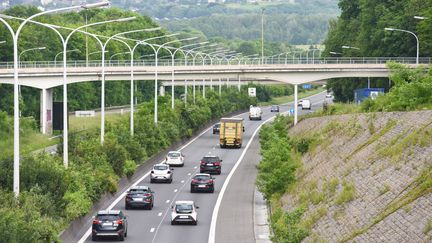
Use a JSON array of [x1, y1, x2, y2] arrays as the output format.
[[0, 57, 430, 69]]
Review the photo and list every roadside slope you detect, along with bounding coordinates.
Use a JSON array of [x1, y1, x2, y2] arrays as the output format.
[[283, 110, 432, 242]]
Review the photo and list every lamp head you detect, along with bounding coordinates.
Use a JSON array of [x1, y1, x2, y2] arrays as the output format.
[[81, 1, 110, 9], [116, 17, 137, 22], [39, 47, 46, 50], [384, 27, 395, 31]]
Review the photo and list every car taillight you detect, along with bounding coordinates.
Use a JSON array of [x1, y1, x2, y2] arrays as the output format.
[[144, 193, 151, 197], [200, 161, 205, 165], [191, 179, 198, 183], [214, 162, 220, 166], [116, 220, 123, 225], [93, 219, 100, 225]]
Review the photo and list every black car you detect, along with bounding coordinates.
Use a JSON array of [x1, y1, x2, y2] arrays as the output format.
[[125, 186, 154, 210], [92, 210, 128, 241], [190, 173, 215, 193], [200, 155, 222, 174], [212, 123, 220, 134], [270, 105, 280, 112]]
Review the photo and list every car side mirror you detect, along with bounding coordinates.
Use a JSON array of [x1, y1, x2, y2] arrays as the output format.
[[220, 159, 223, 162], [196, 206, 199, 209]]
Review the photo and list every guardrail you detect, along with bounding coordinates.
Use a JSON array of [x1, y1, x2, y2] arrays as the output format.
[[0, 57, 430, 69]]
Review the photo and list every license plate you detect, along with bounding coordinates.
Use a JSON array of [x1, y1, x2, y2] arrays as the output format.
[[102, 223, 112, 227], [180, 216, 189, 219], [157, 176, 164, 179], [207, 163, 213, 166], [134, 198, 143, 202], [198, 185, 206, 188]]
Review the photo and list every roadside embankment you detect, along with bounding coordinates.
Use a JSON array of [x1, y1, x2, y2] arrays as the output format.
[[261, 111, 432, 242]]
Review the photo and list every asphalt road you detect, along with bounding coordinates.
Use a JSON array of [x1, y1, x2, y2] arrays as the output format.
[[80, 92, 328, 243]]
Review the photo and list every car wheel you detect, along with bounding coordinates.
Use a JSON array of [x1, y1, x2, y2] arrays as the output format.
[[169, 178, 173, 183], [118, 232, 125, 241], [150, 179, 154, 183], [171, 220, 176, 225], [125, 230, 128, 238], [210, 188, 214, 193], [217, 170, 221, 175], [91, 234, 97, 241], [193, 220, 197, 225], [191, 188, 194, 193], [125, 204, 130, 210]]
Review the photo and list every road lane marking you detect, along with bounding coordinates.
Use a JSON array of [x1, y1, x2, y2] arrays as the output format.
[[150, 228, 155, 233], [158, 212, 162, 217], [181, 180, 185, 183], [208, 114, 279, 243], [174, 189, 178, 193], [187, 173, 191, 176], [194, 166, 197, 169], [165, 200, 170, 203]]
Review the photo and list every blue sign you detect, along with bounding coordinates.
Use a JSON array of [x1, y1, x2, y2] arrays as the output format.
[[303, 84, 312, 89], [289, 108, 295, 116]]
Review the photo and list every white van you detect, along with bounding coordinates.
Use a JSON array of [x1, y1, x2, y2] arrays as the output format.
[[249, 106, 262, 120], [301, 99, 311, 110]]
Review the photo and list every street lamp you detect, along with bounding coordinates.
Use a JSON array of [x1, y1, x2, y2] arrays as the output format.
[[385, 27, 419, 64], [0, 40, 5, 44], [414, 16, 428, 20], [0, 0, 110, 196], [54, 49, 79, 65], [109, 51, 129, 65], [19, 46, 46, 67], [261, 8, 265, 63], [329, 51, 342, 55], [342, 45, 360, 50]]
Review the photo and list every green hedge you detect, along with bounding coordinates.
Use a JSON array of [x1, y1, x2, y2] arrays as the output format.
[[0, 88, 254, 241]]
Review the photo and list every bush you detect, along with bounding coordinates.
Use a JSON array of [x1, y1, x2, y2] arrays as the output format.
[[124, 160, 137, 178]]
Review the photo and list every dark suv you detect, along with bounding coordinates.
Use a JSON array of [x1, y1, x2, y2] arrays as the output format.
[[200, 155, 222, 174], [125, 186, 154, 210], [212, 123, 220, 134], [190, 173, 215, 193], [92, 210, 128, 241]]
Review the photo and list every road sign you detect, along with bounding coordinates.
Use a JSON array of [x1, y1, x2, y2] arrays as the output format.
[[248, 87, 256, 97], [289, 108, 294, 116], [303, 84, 311, 89]]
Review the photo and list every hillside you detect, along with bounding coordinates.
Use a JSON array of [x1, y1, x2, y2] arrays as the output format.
[[282, 111, 432, 242]]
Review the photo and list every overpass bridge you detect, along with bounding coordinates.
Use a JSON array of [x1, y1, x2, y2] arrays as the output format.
[[0, 57, 427, 135]]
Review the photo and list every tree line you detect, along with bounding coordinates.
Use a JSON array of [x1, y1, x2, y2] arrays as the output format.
[[323, 0, 432, 102]]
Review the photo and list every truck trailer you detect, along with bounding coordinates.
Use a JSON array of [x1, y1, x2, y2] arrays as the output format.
[[219, 117, 244, 148]]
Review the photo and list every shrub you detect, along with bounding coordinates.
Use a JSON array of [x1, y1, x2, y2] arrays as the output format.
[[124, 160, 137, 178]]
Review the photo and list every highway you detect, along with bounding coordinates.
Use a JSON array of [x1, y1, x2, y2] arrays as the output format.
[[79, 92, 327, 243]]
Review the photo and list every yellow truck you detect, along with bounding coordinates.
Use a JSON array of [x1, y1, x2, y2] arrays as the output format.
[[219, 117, 244, 148]]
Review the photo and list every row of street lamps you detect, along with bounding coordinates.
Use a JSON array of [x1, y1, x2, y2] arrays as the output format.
[[0, 1, 259, 196]]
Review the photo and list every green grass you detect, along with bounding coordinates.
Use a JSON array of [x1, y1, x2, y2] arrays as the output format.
[[424, 219, 432, 235], [69, 113, 127, 132], [335, 181, 356, 205], [259, 87, 325, 106], [0, 131, 57, 159]]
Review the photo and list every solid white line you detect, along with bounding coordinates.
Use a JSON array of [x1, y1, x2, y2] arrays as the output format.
[[150, 228, 155, 233], [165, 200, 170, 204], [207, 115, 277, 243], [158, 212, 162, 217], [77, 125, 215, 243]]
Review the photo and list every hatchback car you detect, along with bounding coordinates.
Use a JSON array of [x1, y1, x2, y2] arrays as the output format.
[[212, 123, 220, 134], [125, 186, 154, 210], [171, 201, 198, 225], [92, 210, 128, 241], [190, 173, 215, 193], [270, 105, 280, 112], [200, 155, 222, 174], [150, 164, 173, 183], [297, 99, 303, 106], [165, 151, 184, 167]]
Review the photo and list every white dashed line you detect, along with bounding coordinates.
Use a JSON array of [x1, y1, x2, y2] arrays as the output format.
[[174, 189, 178, 193], [150, 228, 155, 233], [165, 200, 170, 203], [158, 212, 162, 217], [181, 180, 185, 183], [194, 166, 197, 169], [187, 173, 191, 176]]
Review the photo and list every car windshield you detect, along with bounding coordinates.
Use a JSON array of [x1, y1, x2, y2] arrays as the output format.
[[202, 157, 220, 163], [194, 175, 211, 180], [168, 152, 180, 158], [214, 124, 220, 127], [176, 204, 193, 213], [97, 214, 120, 221], [154, 165, 168, 170], [130, 188, 148, 194]]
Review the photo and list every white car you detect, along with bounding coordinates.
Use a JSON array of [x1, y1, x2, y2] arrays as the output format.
[[301, 99, 311, 110], [150, 164, 173, 183], [171, 201, 198, 225], [325, 93, 332, 98], [165, 151, 184, 167]]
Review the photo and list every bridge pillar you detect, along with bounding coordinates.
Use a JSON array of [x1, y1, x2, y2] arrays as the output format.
[[40, 88, 53, 134], [184, 80, 188, 105], [238, 76, 241, 91], [210, 78, 213, 90], [203, 79, 206, 99], [294, 84, 298, 125], [193, 79, 196, 104], [219, 78, 222, 96], [159, 85, 165, 96]]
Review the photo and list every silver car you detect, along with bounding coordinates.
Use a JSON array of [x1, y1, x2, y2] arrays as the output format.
[[150, 164, 173, 183]]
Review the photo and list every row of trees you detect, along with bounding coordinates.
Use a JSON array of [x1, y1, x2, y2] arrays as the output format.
[[0, 87, 257, 241], [323, 0, 432, 102]]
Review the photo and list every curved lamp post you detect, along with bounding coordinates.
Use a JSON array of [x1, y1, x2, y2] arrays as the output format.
[[385, 27, 419, 64], [54, 49, 79, 66]]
